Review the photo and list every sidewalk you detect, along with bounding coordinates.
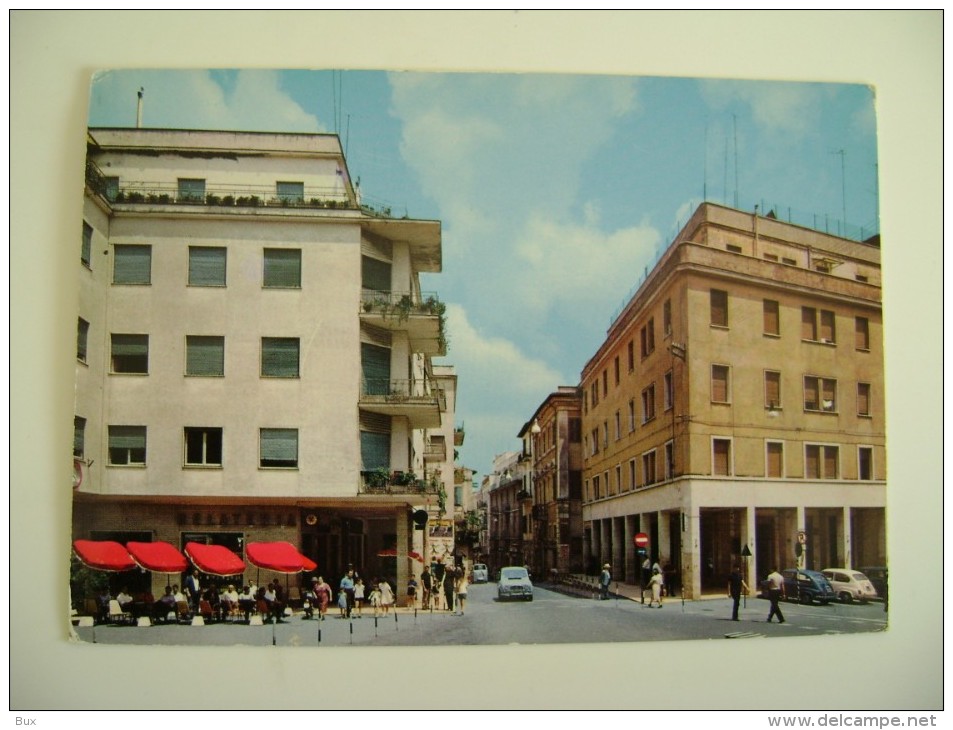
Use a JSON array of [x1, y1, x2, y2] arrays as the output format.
[[548, 573, 726, 603]]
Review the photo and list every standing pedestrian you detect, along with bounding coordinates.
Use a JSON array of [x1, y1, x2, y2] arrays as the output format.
[[353, 577, 365, 618], [455, 569, 468, 615], [727, 565, 749, 621], [339, 570, 355, 618], [766, 568, 786, 623], [421, 566, 432, 609], [379, 578, 395, 615], [599, 563, 612, 600], [648, 567, 664, 608], [641, 556, 652, 600], [407, 575, 418, 608], [443, 567, 456, 612]]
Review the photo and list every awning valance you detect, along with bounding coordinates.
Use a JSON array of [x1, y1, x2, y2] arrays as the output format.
[[73, 539, 137, 572], [246, 542, 316, 574], [184, 542, 245, 577], [126, 541, 188, 574]]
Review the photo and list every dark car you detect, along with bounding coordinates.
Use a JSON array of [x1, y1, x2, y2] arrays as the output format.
[[781, 569, 836, 605], [859, 566, 888, 602]]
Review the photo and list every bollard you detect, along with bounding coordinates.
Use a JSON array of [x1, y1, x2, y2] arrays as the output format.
[[136, 616, 151, 627], [394, 610, 398, 631], [191, 616, 205, 626], [249, 615, 263, 625], [78, 616, 95, 627]]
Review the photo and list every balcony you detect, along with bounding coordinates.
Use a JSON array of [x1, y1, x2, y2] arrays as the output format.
[[85, 160, 359, 213], [424, 435, 448, 462], [359, 470, 439, 497], [359, 291, 447, 356], [454, 425, 465, 446], [359, 378, 442, 429]]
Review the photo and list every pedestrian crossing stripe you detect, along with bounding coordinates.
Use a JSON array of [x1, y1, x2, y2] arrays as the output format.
[[725, 631, 764, 639]]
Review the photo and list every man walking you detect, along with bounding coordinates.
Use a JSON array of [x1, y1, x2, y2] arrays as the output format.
[[727, 565, 749, 621], [765, 567, 786, 623], [599, 563, 612, 600]]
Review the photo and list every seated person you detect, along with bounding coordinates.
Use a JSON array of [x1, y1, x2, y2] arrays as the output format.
[[263, 582, 284, 623], [97, 588, 113, 622], [153, 586, 177, 622], [238, 585, 256, 621], [221, 585, 240, 618], [116, 587, 134, 609]]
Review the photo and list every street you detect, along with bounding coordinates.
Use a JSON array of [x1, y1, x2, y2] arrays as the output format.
[[73, 580, 887, 648]]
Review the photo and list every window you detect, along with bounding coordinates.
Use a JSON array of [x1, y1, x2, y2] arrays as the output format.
[[614, 356, 620, 385], [804, 376, 837, 412], [805, 444, 839, 479], [185, 428, 223, 466], [590, 382, 599, 408], [628, 399, 636, 433], [802, 307, 836, 343], [591, 428, 599, 455], [113, 244, 152, 285], [111, 334, 149, 374], [276, 181, 304, 204], [711, 364, 730, 403], [710, 289, 728, 327], [260, 428, 298, 468], [615, 465, 622, 495], [642, 384, 656, 423], [855, 317, 870, 350], [628, 459, 636, 491], [602, 421, 608, 450], [602, 370, 608, 398], [82, 221, 92, 267], [178, 178, 206, 202], [261, 337, 300, 378], [857, 383, 871, 417], [77, 318, 90, 362], [712, 438, 732, 476], [663, 370, 673, 411], [641, 318, 655, 357], [362, 256, 392, 291], [614, 411, 621, 441], [642, 450, 657, 486], [766, 441, 784, 478], [663, 299, 672, 336], [782, 257, 797, 266], [108, 425, 146, 466], [726, 244, 742, 253], [186, 336, 225, 377], [764, 253, 779, 262], [593, 474, 601, 499], [627, 341, 634, 371], [763, 299, 780, 336], [104, 176, 119, 201], [858, 446, 873, 480], [73, 416, 86, 459], [263, 248, 302, 288], [664, 441, 674, 480], [764, 370, 781, 410], [189, 246, 227, 287]]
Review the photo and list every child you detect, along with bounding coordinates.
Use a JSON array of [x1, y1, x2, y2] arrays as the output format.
[[353, 578, 365, 618], [337, 588, 348, 618], [368, 581, 382, 617], [407, 576, 418, 608]]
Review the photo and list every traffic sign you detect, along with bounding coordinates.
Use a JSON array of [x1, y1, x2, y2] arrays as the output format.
[[634, 533, 649, 548]]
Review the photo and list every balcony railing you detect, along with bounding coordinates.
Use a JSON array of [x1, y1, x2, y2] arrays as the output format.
[[359, 470, 441, 496], [360, 291, 447, 356], [361, 378, 439, 404]]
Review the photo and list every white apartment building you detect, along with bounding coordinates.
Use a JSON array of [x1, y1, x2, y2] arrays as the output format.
[[73, 128, 453, 601]]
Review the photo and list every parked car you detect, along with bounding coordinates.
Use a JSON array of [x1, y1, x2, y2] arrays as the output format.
[[781, 568, 836, 605], [497, 566, 533, 601], [821, 568, 878, 604], [471, 563, 489, 583], [859, 566, 888, 602]]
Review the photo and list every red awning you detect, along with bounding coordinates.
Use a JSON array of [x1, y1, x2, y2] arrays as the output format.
[[73, 540, 137, 572], [246, 542, 316, 574], [377, 548, 424, 563], [184, 542, 245, 577], [126, 541, 188, 574]]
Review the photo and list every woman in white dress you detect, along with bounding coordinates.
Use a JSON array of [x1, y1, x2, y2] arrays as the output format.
[[379, 578, 395, 614]]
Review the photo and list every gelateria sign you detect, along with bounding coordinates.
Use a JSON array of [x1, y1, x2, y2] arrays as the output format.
[[176, 511, 297, 528]]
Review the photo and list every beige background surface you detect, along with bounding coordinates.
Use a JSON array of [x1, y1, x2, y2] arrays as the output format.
[[10, 10, 943, 711]]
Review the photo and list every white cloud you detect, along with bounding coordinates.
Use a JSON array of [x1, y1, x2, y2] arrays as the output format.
[[89, 69, 320, 133], [698, 78, 822, 138]]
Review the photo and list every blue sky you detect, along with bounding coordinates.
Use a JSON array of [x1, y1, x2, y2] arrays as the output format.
[[88, 69, 879, 480]]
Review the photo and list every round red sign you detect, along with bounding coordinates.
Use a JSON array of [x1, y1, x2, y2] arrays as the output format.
[[633, 533, 649, 548]]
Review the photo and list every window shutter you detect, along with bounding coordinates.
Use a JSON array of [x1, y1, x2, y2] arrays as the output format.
[[710, 290, 728, 327], [801, 307, 816, 340], [767, 442, 783, 477], [713, 440, 730, 475], [805, 446, 819, 478], [820, 310, 835, 341], [763, 300, 779, 335], [189, 247, 226, 286], [114, 245, 152, 284], [855, 317, 870, 350], [109, 426, 145, 449], [857, 384, 870, 415], [804, 377, 819, 409], [260, 429, 297, 462], [187, 336, 224, 376], [361, 342, 391, 394], [823, 447, 838, 478], [360, 431, 391, 471], [362, 256, 392, 292], [712, 365, 729, 402], [263, 249, 301, 288], [765, 371, 780, 407], [262, 338, 299, 377]]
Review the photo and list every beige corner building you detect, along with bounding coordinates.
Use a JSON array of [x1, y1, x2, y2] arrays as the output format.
[[580, 203, 886, 599], [73, 128, 454, 601]]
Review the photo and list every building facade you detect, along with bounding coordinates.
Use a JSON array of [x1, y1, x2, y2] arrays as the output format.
[[521, 387, 584, 576], [579, 203, 886, 599], [73, 128, 453, 602]]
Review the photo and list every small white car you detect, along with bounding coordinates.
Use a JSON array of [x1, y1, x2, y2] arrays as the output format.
[[821, 568, 878, 604], [471, 563, 489, 583], [497, 566, 533, 601]]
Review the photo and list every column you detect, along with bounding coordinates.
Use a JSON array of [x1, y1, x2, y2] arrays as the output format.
[[745, 506, 757, 593], [396, 507, 410, 606], [657, 510, 671, 567], [684, 505, 701, 600], [624, 515, 636, 584], [843, 507, 853, 569], [611, 516, 624, 580]]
